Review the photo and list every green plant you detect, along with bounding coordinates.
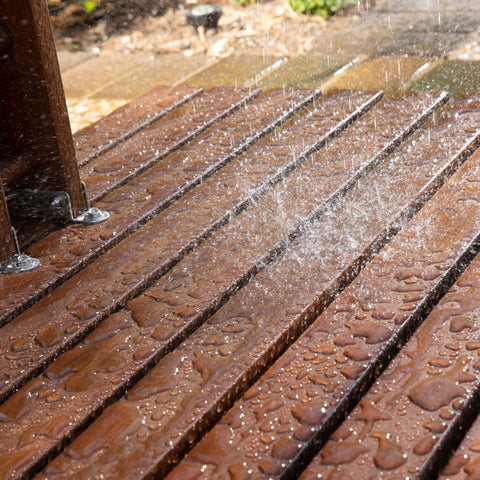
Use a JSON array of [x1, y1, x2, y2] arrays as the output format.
[[287, 0, 355, 18], [82, 0, 97, 13], [66, 40, 80, 52], [235, 0, 257, 3]]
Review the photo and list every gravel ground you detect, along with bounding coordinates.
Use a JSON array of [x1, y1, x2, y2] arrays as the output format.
[[54, 0, 380, 58], [54, 0, 383, 132]]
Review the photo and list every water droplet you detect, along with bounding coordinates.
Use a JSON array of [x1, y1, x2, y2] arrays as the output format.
[[373, 434, 407, 470], [271, 437, 301, 460], [34, 324, 64, 348], [321, 442, 369, 465], [442, 453, 470, 476], [408, 374, 465, 411], [350, 323, 392, 344], [291, 401, 326, 426], [449, 316, 475, 332], [424, 421, 447, 433], [343, 346, 371, 361], [258, 460, 283, 475], [413, 435, 437, 455]]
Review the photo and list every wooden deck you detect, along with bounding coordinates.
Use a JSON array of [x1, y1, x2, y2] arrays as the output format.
[[3, 86, 480, 480]]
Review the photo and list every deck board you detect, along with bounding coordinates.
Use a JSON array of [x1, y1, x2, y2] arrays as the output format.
[[73, 85, 202, 166], [0, 88, 316, 327], [2, 87, 480, 480], [0, 90, 371, 400], [81, 87, 260, 203], [164, 96, 480, 480], [294, 153, 480, 479]]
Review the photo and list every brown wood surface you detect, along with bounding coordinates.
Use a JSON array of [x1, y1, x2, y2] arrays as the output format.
[[0, 183, 16, 262], [0, 0, 86, 217], [0, 85, 479, 479]]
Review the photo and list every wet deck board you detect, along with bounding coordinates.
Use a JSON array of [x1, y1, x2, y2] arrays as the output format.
[[73, 85, 203, 166], [438, 383, 480, 479], [80, 87, 261, 203], [0, 89, 374, 401], [2, 87, 480, 480], [0, 87, 316, 326], [163, 97, 480, 480]]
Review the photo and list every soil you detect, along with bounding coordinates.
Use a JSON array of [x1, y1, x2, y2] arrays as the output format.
[[52, 0, 384, 132], [51, 0, 382, 58]]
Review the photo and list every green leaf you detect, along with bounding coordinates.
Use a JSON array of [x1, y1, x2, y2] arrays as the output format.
[[287, 0, 356, 18], [83, 0, 97, 14]]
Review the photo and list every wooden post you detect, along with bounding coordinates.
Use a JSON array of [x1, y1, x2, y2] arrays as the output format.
[[0, 0, 90, 264], [0, 0, 87, 213], [0, 183, 16, 262]]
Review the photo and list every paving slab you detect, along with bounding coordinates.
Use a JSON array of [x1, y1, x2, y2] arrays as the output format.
[[449, 28, 480, 61], [57, 50, 92, 73], [411, 60, 480, 96], [313, 23, 391, 57], [375, 0, 480, 13], [257, 54, 354, 89], [66, 98, 129, 133], [89, 54, 214, 101], [313, 6, 479, 59], [61, 53, 151, 99], [323, 55, 429, 93], [359, 11, 479, 36], [177, 54, 287, 88], [380, 31, 468, 57]]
